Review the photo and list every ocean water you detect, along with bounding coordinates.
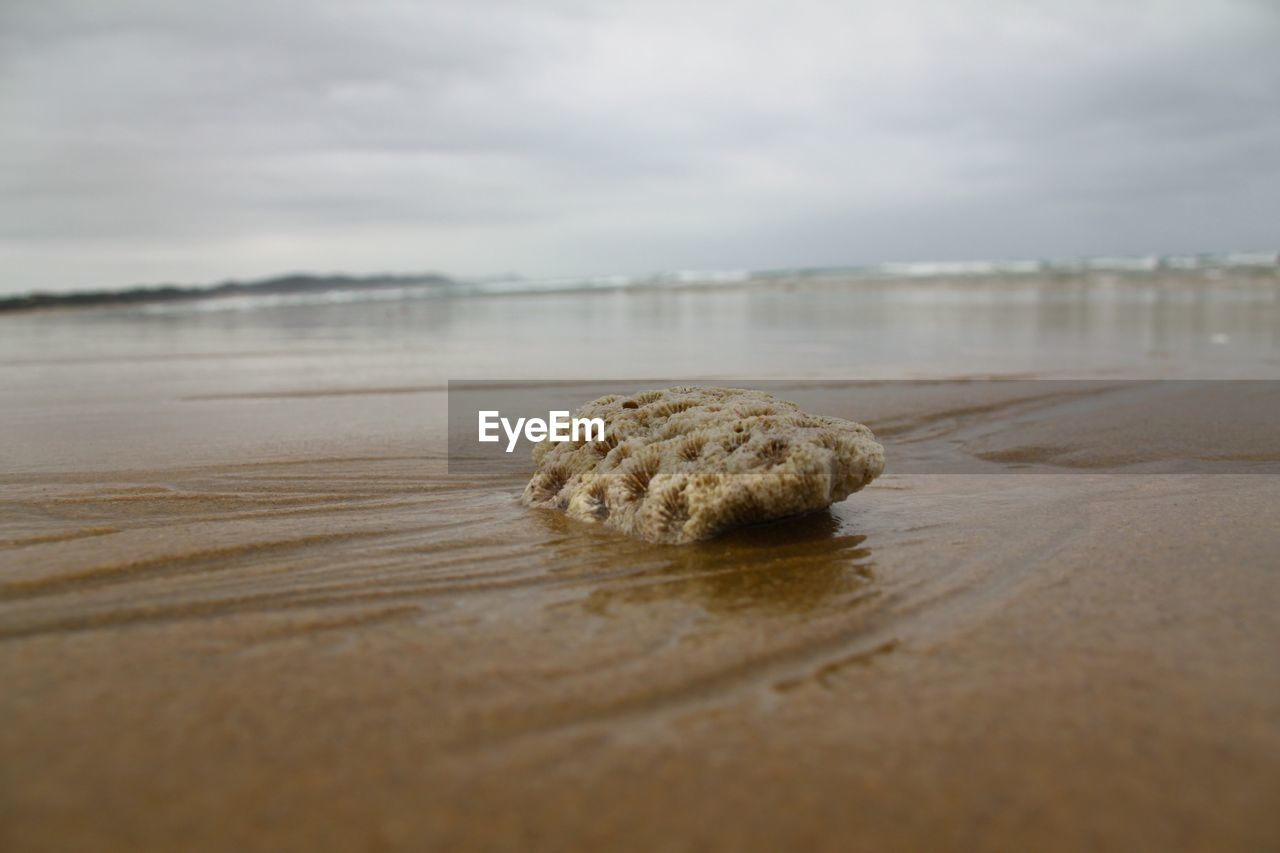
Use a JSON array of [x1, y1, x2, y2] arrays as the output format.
[[3, 263, 1279, 389], [1, 261, 1277, 475]]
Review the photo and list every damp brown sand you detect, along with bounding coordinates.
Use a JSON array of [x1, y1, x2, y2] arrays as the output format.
[[4, 274, 1280, 851], [2, 378, 1279, 852]]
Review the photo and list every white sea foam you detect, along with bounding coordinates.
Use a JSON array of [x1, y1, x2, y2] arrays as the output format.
[[131, 253, 1276, 315]]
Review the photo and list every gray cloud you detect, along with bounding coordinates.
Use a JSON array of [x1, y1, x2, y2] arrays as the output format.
[[1, 0, 1278, 292]]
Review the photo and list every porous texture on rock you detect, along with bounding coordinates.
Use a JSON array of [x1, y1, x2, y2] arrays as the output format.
[[521, 386, 884, 544]]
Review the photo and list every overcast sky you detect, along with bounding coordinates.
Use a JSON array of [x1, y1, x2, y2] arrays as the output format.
[[1, 0, 1278, 294]]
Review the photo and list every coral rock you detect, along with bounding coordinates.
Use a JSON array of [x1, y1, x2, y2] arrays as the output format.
[[522, 386, 884, 544]]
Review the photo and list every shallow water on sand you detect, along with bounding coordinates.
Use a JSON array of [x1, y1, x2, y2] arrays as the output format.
[[2, 271, 1279, 851]]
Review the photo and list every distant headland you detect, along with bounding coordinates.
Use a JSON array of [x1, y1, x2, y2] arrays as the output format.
[[0, 273, 453, 313]]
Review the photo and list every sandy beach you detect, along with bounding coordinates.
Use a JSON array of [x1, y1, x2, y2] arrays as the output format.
[[2, 271, 1279, 851]]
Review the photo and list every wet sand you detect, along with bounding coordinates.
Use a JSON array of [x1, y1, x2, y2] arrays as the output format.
[[2, 273, 1279, 850]]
